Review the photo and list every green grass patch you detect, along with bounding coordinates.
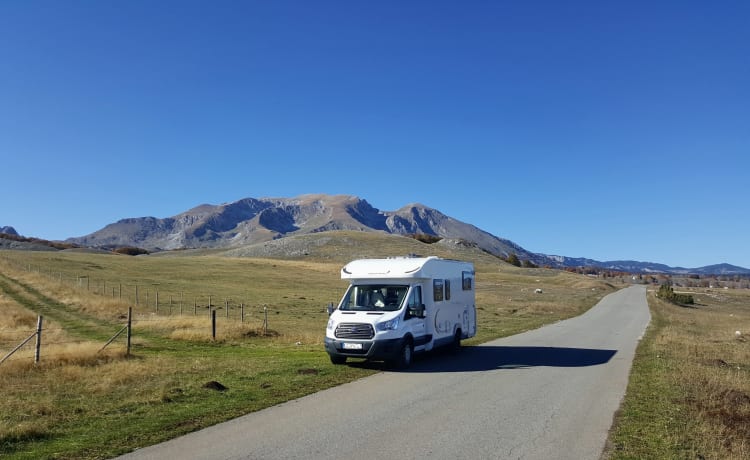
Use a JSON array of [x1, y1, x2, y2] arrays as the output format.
[[0, 238, 619, 459]]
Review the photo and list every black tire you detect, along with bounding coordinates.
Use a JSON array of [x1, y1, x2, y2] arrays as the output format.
[[329, 354, 347, 365], [391, 339, 413, 369], [451, 329, 462, 352]]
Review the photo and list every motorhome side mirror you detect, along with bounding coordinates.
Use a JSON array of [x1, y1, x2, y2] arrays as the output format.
[[326, 303, 335, 316], [416, 304, 426, 318]]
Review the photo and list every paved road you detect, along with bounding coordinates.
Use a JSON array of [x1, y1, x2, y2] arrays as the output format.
[[116, 285, 650, 460]]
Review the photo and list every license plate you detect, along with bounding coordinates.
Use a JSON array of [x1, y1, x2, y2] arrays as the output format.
[[343, 342, 363, 350]]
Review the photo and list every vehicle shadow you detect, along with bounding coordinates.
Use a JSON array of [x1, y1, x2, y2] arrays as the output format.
[[348, 346, 618, 373], [413, 346, 618, 373]]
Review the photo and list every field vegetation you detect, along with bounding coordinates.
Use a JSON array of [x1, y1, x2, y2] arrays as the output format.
[[607, 286, 750, 459], [0, 232, 617, 459]]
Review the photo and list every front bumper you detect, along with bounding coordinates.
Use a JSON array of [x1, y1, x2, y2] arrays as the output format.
[[324, 336, 403, 361]]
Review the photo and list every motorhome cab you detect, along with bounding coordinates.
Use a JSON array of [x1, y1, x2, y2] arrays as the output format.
[[325, 256, 476, 368]]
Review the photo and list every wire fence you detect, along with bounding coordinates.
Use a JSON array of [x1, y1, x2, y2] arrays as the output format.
[[0, 303, 292, 367]]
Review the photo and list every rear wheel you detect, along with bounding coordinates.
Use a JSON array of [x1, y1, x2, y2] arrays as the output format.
[[451, 330, 462, 352], [329, 354, 347, 365]]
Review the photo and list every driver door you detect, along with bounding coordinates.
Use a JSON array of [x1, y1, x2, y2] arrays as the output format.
[[404, 286, 427, 350]]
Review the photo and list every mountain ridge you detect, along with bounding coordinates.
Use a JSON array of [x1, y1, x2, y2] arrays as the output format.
[[66, 194, 536, 262], [28, 193, 748, 275]]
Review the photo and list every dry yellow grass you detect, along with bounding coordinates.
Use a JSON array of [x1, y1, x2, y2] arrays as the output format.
[[653, 288, 750, 458], [608, 286, 750, 459], [0, 285, 93, 367]]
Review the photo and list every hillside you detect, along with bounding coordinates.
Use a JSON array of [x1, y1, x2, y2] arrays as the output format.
[[220, 230, 503, 265]]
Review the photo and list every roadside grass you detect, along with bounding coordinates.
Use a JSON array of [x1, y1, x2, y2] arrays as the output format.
[[1, 246, 618, 459], [606, 287, 750, 459]]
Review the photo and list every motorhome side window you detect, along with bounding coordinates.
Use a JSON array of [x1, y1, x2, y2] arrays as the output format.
[[445, 279, 451, 300], [462, 271, 474, 290], [433, 279, 444, 302]]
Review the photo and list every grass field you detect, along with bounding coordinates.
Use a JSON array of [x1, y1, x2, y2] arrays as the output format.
[[0, 233, 618, 459], [606, 287, 750, 459]]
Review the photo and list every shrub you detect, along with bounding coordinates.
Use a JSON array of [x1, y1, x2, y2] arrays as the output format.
[[113, 246, 150, 256], [408, 233, 442, 244], [657, 282, 694, 305], [506, 253, 521, 267]]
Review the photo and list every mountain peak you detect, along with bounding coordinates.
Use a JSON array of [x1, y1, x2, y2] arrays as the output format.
[[1, 226, 19, 236]]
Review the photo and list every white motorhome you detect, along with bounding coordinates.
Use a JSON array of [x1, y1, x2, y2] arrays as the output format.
[[325, 256, 476, 368]]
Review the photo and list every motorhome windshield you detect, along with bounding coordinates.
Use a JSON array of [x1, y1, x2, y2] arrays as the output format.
[[339, 284, 408, 312]]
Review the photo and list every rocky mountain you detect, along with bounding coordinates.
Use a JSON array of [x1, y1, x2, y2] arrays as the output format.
[[1, 226, 19, 236], [67, 194, 537, 261], [63, 194, 750, 275]]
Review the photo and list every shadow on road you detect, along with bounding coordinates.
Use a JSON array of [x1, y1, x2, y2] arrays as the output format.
[[348, 346, 618, 373]]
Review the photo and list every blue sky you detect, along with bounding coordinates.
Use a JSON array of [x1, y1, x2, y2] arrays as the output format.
[[1, 1, 748, 268]]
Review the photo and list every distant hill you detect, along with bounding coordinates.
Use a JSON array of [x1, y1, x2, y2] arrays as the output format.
[[0, 231, 79, 251], [543, 256, 750, 276], [1, 226, 18, 236]]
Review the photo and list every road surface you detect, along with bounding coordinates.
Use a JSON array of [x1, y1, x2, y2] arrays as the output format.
[[116, 285, 650, 460]]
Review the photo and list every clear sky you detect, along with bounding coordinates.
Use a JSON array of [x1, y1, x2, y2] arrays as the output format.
[[1, 1, 748, 268]]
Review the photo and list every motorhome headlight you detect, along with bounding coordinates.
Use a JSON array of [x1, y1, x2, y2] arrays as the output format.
[[376, 317, 400, 332], [327, 318, 336, 330]]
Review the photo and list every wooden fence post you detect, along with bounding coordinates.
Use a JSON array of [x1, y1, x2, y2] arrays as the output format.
[[35, 316, 43, 364], [211, 310, 216, 340], [126, 307, 132, 356]]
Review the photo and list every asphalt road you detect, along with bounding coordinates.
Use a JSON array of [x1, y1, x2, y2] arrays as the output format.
[[116, 285, 650, 460]]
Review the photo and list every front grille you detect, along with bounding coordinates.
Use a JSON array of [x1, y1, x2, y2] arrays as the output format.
[[335, 322, 375, 339]]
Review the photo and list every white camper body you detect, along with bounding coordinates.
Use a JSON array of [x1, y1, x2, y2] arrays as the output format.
[[325, 256, 476, 368]]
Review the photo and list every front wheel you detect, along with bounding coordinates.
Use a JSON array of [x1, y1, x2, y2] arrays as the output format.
[[390, 340, 413, 369]]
